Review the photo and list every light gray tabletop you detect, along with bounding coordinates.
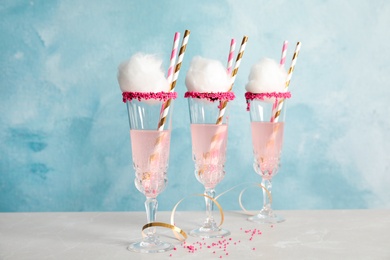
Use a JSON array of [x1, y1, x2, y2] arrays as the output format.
[[1, 210, 389, 259]]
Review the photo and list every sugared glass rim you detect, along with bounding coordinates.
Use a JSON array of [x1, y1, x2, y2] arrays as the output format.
[[122, 91, 177, 103], [184, 91, 235, 102], [245, 91, 292, 111], [244, 91, 291, 101]]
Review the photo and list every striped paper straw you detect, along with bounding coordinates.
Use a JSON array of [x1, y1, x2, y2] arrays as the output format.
[[227, 38, 236, 75], [216, 36, 248, 125], [285, 41, 301, 88], [271, 40, 289, 122], [279, 40, 288, 67], [149, 30, 190, 167], [208, 40, 237, 155], [229, 36, 248, 91], [272, 41, 301, 122], [157, 30, 190, 130], [159, 32, 180, 125], [166, 32, 181, 84]]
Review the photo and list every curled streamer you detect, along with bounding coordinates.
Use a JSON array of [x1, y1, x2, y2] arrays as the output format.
[[141, 222, 187, 241], [238, 183, 272, 216], [138, 183, 271, 242]]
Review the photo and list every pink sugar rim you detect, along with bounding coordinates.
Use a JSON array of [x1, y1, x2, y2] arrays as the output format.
[[184, 91, 235, 102], [245, 91, 291, 100], [122, 91, 177, 103], [245, 91, 291, 111]]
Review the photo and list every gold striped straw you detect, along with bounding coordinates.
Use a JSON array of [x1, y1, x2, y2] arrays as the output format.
[[216, 36, 248, 125], [148, 30, 190, 170], [157, 30, 191, 130], [273, 41, 301, 122], [264, 42, 302, 156]]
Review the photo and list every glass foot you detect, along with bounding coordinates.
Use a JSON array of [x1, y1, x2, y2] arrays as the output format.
[[127, 236, 174, 253], [248, 210, 285, 224], [189, 223, 230, 238]]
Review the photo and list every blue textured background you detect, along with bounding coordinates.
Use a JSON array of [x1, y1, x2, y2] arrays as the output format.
[[1, 0, 389, 212]]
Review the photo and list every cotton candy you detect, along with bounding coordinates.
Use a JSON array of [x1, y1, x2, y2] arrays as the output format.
[[185, 56, 231, 92], [245, 58, 287, 93], [117, 53, 169, 92]]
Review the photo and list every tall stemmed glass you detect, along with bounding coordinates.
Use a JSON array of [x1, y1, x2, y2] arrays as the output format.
[[125, 94, 175, 253], [187, 95, 231, 238], [247, 95, 289, 224]]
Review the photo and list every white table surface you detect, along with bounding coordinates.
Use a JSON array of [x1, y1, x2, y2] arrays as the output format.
[[1, 210, 389, 259]]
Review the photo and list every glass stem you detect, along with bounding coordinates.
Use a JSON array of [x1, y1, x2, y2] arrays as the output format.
[[262, 179, 272, 212], [145, 197, 158, 237], [204, 188, 216, 225]]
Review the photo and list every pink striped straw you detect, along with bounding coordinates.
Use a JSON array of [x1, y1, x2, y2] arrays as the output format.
[[279, 40, 288, 67], [226, 38, 236, 75], [271, 40, 289, 122], [166, 32, 181, 84], [157, 30, 190, 131], [207, 39, 237, 159], [271, 41, 302, 122]]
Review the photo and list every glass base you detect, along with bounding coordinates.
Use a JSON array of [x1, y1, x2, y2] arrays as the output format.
[[248, 210, 285, 224], [189, 223, 230, 238], [127, 236, 174, 253]]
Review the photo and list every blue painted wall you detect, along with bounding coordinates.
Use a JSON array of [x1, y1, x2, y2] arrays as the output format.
[[1, 0, 389, 212]]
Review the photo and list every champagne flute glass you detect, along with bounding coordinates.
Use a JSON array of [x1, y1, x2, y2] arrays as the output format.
[[126, 96, 175, 253], [187, 96, 231, 238], [247, 97, 287, 224]]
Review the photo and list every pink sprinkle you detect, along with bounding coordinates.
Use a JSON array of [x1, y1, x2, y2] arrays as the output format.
[[252, 247, 256, 250], [207, 246, 211, 248], [220, 256, 222, 258], [174, 247, 177, 251], [229, 238, 232, 241], [169, 254, 172, 257], [226, 253, 229, 255], [213, 251, 216, 254]]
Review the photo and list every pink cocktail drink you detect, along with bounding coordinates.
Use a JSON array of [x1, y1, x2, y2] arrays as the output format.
[[191, 124, 228, 189], [186, 94, 233, 238], [245, 94, 290, 224], [123, 93, 177, 253], [130, 129, 171, 198], [251, 122, 284, 180]]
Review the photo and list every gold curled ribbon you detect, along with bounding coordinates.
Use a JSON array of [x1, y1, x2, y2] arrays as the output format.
[[238, 183, 272, 216], [141, 222, 187, 241], [170, 194, 224, 227], [138, 183, 271, 242]]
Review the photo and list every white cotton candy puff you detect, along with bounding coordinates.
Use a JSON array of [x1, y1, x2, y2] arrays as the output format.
[[117, 53, 169, 93], [185, 56, 231, 92], [245, 58, 287, 94]]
